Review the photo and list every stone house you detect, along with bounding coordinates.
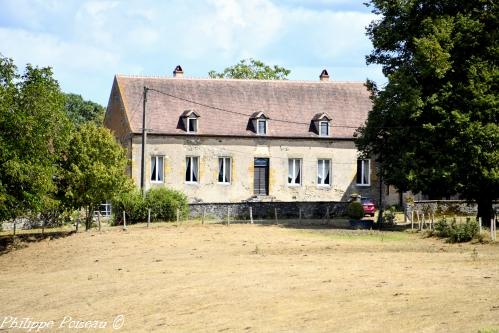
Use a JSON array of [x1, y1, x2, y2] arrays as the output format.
[[104, 66, 381, 204]]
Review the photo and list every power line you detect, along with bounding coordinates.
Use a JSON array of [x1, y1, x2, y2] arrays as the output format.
[[147, 87, 409, 130]]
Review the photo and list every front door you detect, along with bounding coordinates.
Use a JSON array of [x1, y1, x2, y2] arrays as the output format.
[[254, 158, 269, 195]]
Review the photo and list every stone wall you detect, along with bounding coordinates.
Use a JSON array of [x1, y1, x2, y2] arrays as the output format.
[[189, 201, 349, 220]]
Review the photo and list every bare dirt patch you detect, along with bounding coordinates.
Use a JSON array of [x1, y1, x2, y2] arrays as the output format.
[[1, 223, 498, 332]]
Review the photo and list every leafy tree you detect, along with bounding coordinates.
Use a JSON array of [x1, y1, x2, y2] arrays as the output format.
[[209, 58, 291, 80], [355, 1, 498, 223], [64, 93, 105, 126], [61, 123, 132, 230], [0, 55, 72, 221]]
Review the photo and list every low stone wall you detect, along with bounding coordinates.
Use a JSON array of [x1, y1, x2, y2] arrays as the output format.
[[189, 201, 349, 220]]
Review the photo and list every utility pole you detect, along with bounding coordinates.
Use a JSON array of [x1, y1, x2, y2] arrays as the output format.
[[140, 86, 148, 195], [377, 132, 385, 230]]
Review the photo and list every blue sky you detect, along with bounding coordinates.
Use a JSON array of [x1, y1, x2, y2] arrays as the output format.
[[0, 0, 384, 105]]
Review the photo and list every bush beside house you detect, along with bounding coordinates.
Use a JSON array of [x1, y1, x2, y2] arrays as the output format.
[[112, 188, 189, 224]]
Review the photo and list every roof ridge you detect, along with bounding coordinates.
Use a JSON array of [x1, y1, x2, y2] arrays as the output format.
[[115, 74, 366, 85]]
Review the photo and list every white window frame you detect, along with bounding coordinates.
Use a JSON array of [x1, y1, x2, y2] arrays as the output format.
[[187, 117, 198, 133], [317, 159, 331, 186], [185, 156, 199, 183], [356, 159, 371, 186], [218, 157, 231, 184], [319, 121, 329, 137], [150, 155, 164, 183], [288, 158, 302, 186], [257, 119, 267, 135]]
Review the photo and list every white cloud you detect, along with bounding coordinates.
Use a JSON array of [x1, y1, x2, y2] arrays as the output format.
[[0, 0, 384, 104]]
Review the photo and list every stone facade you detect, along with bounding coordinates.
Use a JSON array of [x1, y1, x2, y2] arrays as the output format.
[[130, 135, 379, 203], [104, 71, 383, 205]]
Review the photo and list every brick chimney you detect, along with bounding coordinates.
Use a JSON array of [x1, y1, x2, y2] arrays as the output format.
[[173, 65, 184, 78], [319, 69, 329, 82]]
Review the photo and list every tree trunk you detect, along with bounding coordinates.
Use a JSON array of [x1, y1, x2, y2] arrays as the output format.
[[477, 197, 493, 228], [85, 205, 94, 231]]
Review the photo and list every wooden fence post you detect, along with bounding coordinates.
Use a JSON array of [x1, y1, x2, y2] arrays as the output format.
[[176, 208, 180, 224], [227, 207, 230, 226], [147, 208, 151, 228], [492, 218, 496, 241], [98, 211, 101, 232], [122, 210, 127, 230], [411, 210, 414, 230], [274, 208, 278, 225], [75, 218, 79, 233], [478, 217, 482, 234], [42, 219, 45, 235], [249, 207, 253, 224], [13, 220, 16, 236], [202, 207, 206, 225]]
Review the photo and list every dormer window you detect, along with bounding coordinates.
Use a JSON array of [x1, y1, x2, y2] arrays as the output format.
[[181, 110, 200, 134], [251, 111, 269, 136], [319, 121, 329, 136], [312, 113, 332, 137], [187, 117, 197, 133], [257, 119, 267, 135]]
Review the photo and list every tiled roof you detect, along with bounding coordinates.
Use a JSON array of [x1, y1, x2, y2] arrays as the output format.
[[114, 75, 371, 139]]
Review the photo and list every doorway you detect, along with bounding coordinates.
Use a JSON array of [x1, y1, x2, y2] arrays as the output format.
[[254, 158, 269, 195]]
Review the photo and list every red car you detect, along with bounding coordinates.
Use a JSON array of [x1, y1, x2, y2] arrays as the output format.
[[361, 197, 376, 217]]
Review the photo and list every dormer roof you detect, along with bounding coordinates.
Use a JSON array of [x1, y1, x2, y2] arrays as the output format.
[[181, 109, 200, 118], [250, 111, 269, 119], [312, 112, 332, 121]]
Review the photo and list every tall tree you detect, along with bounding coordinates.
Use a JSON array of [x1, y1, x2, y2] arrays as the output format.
[[209, 58, 291, 80], [0, 55, 72, 221], [356, 1, 498, 223], [64, 93, 105, 126], [61, 123, 132, 230]]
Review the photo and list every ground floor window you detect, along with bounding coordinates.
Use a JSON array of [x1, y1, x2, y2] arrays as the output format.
[[150, 155, 164, 182], [356, 159, 370, 185], [317, 159, 331, 185], [288, 158, 302, 185], [186, 156, 199, 183], [218, 157, 231, 183]]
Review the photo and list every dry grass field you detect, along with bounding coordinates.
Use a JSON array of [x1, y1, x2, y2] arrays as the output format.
[[1, 222, 499, 333]]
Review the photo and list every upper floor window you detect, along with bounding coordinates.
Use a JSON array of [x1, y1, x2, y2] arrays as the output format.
[[288, 158, 302, 185], [250, 111, 269, 135], [312, 113, 332, 137], [218, 157, 231, 184], [317, 159, 331, 186], [356, 159, 370, 186], [319, 121, 329, 137], [185, 156, 199, 183], [181, 110, 200, 133], [151, 155, 164, 183], [257, 119, 267, 135], [187, 117, 198, 133]]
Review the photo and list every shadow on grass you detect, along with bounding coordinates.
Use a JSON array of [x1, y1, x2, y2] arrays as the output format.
[[210, 218, 414, 232], [0, 230, 75, 255]]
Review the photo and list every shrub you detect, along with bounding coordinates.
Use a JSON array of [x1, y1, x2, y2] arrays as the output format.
[[145, 188, 189, 222], [347, 201, 364, 220], [383, 206, 396, 225], [112, 189, 147, 224], [434, 217, 479, 243]]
